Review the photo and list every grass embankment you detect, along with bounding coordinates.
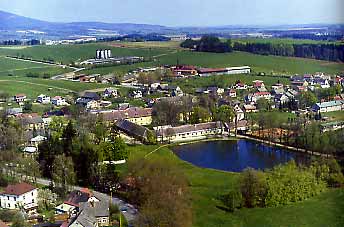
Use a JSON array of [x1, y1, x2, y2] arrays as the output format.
[[125, 144, 344, 227]]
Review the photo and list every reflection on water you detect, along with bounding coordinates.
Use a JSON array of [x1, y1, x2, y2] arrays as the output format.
[[172, 140, 309, 172]]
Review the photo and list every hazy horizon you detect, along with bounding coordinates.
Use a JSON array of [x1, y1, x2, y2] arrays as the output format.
[[0, 0, 343, 27]]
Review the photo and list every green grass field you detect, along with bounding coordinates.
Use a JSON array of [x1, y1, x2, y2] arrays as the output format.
[[125, 144, 344, 227], [0, 77, 110, 97], [232, 38, 342, 45], [323, 111, 344, 122], [2, 43, 343, 76], [0, 43, 170, 65]]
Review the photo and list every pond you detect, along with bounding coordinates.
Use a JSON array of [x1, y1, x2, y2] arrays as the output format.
[[172, 139, 309, 172]]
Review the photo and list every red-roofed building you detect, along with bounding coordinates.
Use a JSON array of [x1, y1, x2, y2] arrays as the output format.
[[0, 182, 38, 213], [14, 94, 27, 103], [0, 220, 9, 227], [172, 65, 198, 77]]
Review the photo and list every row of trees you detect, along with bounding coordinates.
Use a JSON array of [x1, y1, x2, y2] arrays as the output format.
[[220, 159, 344, 212], [152, 95, 235, 127], [38, 116, 127, 195], [233, 41, 344, 62], [181, 36, 233, 53]]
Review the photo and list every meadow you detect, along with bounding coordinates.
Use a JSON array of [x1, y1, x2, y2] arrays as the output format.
[[0, 43, 170, 65], [0, 77, 110, 97], [125, 144, 344, 227], [2, 42, 344, 76]]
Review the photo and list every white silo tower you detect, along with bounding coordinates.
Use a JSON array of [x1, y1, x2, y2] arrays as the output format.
[[96, 50, 101, 59], [107, 49, 112, 58], [100, 50, 105, 59], [104, 49, 108, 59]]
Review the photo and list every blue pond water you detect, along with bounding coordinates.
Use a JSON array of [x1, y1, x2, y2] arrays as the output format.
[[172, 140, 309, 172]]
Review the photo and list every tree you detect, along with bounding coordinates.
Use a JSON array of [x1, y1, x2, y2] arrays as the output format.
[[49, 117, 68, 139], [300, 91, 317, 108], [190, 106, 210, 124], [219, 187, 243, 212], [23, 101, 32, 113], [240, 168, 267, 208], [152, 100, 182, 126], [127, 157, 192, 227], [37, 188, 57, 211], [52, 154, 75, 195], [62, 121, 77, 156], [214, 105, 234, 132], [256, 99, 270, 111]]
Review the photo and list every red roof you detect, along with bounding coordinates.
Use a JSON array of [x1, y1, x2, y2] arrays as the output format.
[[15, 94, 26, 97], [254, 92, 271, 96], [198, 68, 227, 73], [0, 220, 9, 227], [2, 182, 36, 196]]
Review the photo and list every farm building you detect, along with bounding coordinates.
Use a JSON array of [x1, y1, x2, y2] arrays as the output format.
[[312, 100, 344, 113]]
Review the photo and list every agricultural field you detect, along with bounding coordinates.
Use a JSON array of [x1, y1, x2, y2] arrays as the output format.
[[125, 144, 344, 227], [232, 38, 342, 45], [0, 43, 171, 65]]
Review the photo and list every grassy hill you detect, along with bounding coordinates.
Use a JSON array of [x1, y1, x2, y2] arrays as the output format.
[[126, 144, 344, 227]]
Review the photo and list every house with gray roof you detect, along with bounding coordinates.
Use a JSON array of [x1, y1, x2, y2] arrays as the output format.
[[69, 200, 109, 227], [312, 100, 344, 113], [115, 119, 152, 143]]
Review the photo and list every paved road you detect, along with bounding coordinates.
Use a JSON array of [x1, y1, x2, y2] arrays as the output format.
[[2, 168, 138, 224]]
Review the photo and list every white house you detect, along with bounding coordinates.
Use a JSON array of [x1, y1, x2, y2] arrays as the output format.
[[14, 94, 27, 103], [247, 92, 271, 103], [37, 94, 51, 104], [86, 100, 101, 110], [0, 182, 38, 214], [233, 105, 245, 121], [51, 96, 67, 106], [103, 88, 118, 98]]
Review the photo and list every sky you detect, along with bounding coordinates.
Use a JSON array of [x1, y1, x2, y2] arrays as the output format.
[[0, 0, 343, 26]]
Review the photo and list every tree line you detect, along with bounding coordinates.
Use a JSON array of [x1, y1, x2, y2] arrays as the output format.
[[181, 35, 233, 53], [233, 41, 344, 62]]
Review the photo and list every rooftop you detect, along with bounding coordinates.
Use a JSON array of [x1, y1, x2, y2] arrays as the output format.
[[1, 182, 36, 196]]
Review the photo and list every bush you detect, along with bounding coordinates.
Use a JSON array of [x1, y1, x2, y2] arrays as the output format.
[[219, 188, 243, 212], [265, 161, 326, 207], [240, 168, 267, 208]]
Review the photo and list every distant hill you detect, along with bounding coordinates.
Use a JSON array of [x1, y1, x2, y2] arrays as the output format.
[[0, 10, 342, 40], [0, 10, 169, 39]]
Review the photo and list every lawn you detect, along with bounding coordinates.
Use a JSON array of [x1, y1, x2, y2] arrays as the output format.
[[125, 144, 344, 227], [323, 111, 344, 122]]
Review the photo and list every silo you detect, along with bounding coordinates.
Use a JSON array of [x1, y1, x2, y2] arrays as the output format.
[[107, 49, 112, 58], [100, 50, 105, 59], [104, 49, 108, 59], [96, 50, 101, 59]]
